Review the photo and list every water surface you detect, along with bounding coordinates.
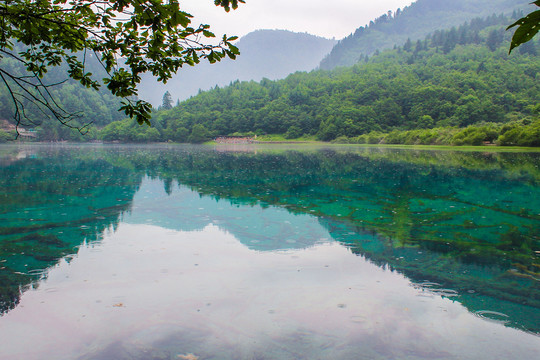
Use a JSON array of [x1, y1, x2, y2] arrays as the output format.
[[0, 144, 538, 359]]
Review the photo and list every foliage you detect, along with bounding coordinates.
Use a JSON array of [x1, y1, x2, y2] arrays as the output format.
[[319, 0, 531, 69], [161, 91, 173, 110], [122, 14, 539, 146], [0, 42, 126, 137], [187, 124, 212, 143], [100, 117, 161, 143], [0, 129, 12, 143], [498, 118, 540, 146], [330, 119, 540, 147], [508, 1, 540, 52], [0, 0, 241, 132]]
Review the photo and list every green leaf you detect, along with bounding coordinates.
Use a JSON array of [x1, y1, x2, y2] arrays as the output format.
[[202, 30, 215, 38], [507, 9, 540, 53], [225, 49, 237, 59], [228, 43, 240, 55]]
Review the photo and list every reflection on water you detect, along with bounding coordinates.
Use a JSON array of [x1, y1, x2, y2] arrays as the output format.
[[0, 144, 538, 359], [0, 147, 140, 313], [130, 180, 329, 251]]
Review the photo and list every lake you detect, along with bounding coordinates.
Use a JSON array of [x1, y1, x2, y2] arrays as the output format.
[[0, 143, 538, 360]]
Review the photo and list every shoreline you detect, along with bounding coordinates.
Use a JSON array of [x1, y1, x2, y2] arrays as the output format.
[[1, 141, 539, 152]]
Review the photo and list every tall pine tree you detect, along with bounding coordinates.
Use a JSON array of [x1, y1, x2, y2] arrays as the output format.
[[161, 91, 173, 110]]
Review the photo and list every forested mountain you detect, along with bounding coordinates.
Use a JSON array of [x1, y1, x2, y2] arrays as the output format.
[[0, 47, 124, 141], [100, 14, 540, 146], [320, 0, 533, 69], [137, 30, 337, 106]]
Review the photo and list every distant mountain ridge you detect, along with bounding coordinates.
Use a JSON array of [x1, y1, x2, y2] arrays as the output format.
[[320, 0, 533, 69], [138, 29, 337, 106]]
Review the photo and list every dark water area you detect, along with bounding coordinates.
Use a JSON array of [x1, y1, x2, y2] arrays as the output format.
[[0, 144, 538, 359]]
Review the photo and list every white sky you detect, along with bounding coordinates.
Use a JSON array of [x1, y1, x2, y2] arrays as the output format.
[[183, 0, 415, 40]]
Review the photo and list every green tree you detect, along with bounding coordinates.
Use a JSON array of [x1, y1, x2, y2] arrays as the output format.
[[417, 115, 435, 129], [173, 127, 190, 142], [487, 29, 503, 51], [0, 129, 12, 142], [151, 13, 539, 145], [188, 124, 211, 143], [0, 0, 242, 131], [161, 91, 173, 110], [285, 125, 303, 139]]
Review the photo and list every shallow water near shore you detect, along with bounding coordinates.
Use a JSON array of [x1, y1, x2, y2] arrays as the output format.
[[0, 144, 538, 359]]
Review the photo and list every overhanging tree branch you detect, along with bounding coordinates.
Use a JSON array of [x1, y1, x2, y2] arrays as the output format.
[[0, 0, 243, 132]]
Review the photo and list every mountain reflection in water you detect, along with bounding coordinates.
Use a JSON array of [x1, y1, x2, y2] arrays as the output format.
[[0, 144, 538, 359]]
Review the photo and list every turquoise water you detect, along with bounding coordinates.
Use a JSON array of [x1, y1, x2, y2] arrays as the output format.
[[0, 144, 538, 359]]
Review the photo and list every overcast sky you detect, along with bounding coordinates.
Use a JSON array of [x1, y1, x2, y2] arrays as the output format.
[[183, 0, 415, 40]]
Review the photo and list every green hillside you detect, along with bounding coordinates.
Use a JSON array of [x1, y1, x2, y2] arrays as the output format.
[[319, 0, 532, 69], [0, 45, 124, 141], [101, 14, 539, 146]]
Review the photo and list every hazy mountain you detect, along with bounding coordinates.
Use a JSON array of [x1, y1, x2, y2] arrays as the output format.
[[138, 29, 337, 106], [320, 0, 533, 69]]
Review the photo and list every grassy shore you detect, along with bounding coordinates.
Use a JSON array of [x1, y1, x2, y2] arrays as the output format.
[[209, 139, 540, 152]]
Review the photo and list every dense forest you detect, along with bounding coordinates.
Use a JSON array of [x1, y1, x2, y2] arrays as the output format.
[[0, 45, 125, 141], [1, 10, 538, 147], [98, 14, 540, 146], [319, 0, 531, 69], [0, 30, 336, 142]]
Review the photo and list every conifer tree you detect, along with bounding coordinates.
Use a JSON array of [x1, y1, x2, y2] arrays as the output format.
[[161, 92, 173, 110]]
